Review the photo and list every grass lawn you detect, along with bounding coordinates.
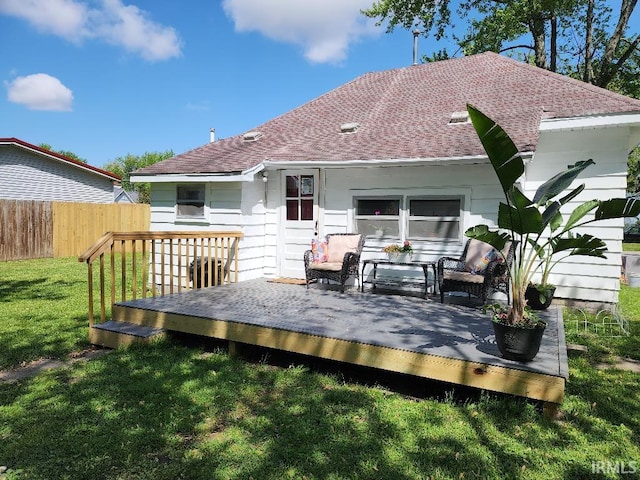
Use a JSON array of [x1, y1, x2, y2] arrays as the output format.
[[1, 257, 639, 479]]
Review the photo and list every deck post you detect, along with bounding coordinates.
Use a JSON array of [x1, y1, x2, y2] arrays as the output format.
[[228, 340, 241, 357], [543, 401, 561, 419]]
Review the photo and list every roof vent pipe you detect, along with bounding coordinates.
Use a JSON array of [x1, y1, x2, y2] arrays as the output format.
[[210, 128, 216, 143], [412, 29, 420, 65]]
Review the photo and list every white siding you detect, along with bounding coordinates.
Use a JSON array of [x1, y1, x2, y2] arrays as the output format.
[[239, 180, 268, 280], [148, 179, 268, 283], [147, 124, 632, 304], [522, 126, 630, 304], [0, 146, 114, 203], [322, 163, 495, 261]]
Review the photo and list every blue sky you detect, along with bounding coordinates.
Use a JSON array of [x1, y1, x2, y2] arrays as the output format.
[[0, 0, 451, 169]]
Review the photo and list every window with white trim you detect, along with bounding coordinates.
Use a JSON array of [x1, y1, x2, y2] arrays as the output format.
[[354, 197, 401, 238], [408, 197, 461, 240], [176, 184, 205, 219], [354, 195, 462, 241]]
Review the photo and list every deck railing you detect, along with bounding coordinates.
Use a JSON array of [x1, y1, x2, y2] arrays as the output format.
[[78, 231, 243, 326]]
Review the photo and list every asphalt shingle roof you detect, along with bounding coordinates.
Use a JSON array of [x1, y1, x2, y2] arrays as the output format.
[[137, 52, 640, 176]]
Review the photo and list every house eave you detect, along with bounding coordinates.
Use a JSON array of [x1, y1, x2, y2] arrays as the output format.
[[130, 172, 253, 183], [0, 137, 121, 182], [261, 154, 528, 170], [131, 153, 538, 184], [539, 112, 640, 132]]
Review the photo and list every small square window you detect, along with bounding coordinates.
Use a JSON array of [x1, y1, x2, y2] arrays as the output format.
[[176, 185, 205, 219]]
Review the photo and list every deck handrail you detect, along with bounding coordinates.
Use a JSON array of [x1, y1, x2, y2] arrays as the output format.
[[79, 231, 244, 327]]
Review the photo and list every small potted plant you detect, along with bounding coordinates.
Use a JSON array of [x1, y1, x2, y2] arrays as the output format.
[[465, 104, 640, 361], [383, 240, 413, 263]]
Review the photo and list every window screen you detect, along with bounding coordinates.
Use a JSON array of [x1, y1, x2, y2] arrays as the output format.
[[354, 198, 400, 237], [408, 198, 461, 240], [176, 185, 205, 218]]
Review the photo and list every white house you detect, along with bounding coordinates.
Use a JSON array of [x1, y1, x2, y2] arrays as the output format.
[[0, 137, 120, 203], [131, 52, 640, 306]]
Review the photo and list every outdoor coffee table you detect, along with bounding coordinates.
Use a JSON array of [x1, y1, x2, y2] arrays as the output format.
[[361, 258, 437, 297]]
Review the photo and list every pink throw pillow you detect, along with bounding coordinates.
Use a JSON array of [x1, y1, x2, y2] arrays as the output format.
[[311, 238, 328, 262]]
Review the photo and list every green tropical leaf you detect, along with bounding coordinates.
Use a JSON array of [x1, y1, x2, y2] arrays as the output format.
[[467, 104, 523, 196], [558, 184, 585, 205], [526, 238, 545, 259], [464, 225, 511, 252], [594, 197, 640, 220], [561, 200, 600, 233], [551, 233, 607, 258], [498, 203, 543, 234], [506, 185, 533, 209], [533, 160, 594, 204], [541, 201, 562, 231]]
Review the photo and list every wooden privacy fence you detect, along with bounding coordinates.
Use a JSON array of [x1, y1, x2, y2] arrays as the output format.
[[0, 200, 150, 261], [0, 200, 53, 260], [53, 202, 150, 258], [78, 231, 244, 326]]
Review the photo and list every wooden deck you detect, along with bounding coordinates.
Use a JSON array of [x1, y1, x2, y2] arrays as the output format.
[[100, 278, 569, 410]]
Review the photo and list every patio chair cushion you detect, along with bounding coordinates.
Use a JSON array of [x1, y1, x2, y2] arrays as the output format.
[[326, 234, 362, 263], [311, 238, 329, 263], [309, 261, 343, 271], [464, 240, 509, 274], [443, 271, 485, 284], [468, 248, 500, 274]]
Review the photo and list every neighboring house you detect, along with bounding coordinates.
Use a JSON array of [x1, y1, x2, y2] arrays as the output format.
[[131, 52, 640, 306], [0, 137, 120, 203], [114, 185, 139, 203]]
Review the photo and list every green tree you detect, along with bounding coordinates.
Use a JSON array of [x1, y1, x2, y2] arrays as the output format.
[[363, 0, 639, 91], [103, 150, 174, 204], [629, 146, 640, 195], [39, 143, 87, 163]]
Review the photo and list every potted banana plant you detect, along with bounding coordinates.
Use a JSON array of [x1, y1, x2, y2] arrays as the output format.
[[465, 104, 640, 361]]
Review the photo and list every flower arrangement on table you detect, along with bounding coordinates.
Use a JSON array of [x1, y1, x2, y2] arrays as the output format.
[[382, 240, 413, 254], [383, 241, 413, 262]]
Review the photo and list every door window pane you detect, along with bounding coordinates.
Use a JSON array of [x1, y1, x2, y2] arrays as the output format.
[[286, 200, 298, 220], [300, 176, 314, 197], [301, 199, 314, 220], [286, 176, 299, 197]]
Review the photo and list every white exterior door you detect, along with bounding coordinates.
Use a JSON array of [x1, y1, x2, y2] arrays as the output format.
[[280, 170, 320, 278]]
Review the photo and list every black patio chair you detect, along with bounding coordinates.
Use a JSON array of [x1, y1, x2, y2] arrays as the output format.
[[437, 238, 516, 304], [304, 233, 365, 292]]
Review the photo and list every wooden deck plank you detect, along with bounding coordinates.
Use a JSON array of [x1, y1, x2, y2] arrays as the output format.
[[89, 320, 165, 348], [109, 278, 568, 404]]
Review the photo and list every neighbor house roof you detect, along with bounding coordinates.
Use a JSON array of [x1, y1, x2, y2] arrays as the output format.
[[0, 137, 121, 181], [135, 52, 640, 176]]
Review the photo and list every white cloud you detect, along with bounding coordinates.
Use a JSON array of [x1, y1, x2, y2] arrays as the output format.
[[0, 0, 182, 61], [222, 0, 379, 64], [91, 0, 182, 61], [6, 73, 74, 111], [0, 0, 88, 40]]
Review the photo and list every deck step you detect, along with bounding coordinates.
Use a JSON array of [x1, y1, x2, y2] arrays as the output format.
[[89, 320, 166, 349]]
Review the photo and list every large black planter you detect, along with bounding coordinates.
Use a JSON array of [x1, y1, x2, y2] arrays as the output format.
[[492, 321, 546, 362], [525, 284, 556, 310]]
